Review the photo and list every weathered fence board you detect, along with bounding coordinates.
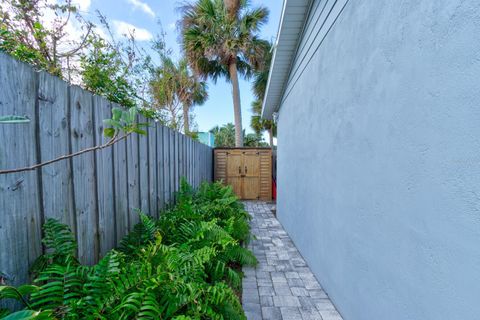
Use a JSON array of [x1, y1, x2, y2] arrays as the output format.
[[138, 116, 149, 216], [168, 129, 178, 196], [189, 138, 193, 185], [156, 126, 164, 212], [113, 133, 128, 245], [93, 95, 115, 257], [0, 53, 213, 294], [147, 119, 158, 218], [178, 133, 183, 186], [127, 129, 140, 229], [163, 128, 173, 204], [70, 85, 99, 265], [0, 56, 42, 296], [38, 71, 75, 227]]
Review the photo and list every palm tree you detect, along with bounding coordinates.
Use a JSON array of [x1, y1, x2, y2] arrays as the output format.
[[251, 100, 275, 147], [177, 59, 208, 135], [210, 123, 236, 147], [180, 0, 269, 147], [150, 55, 182, 129], [150, 56, 208, 132], [250, 42, 276, 147]]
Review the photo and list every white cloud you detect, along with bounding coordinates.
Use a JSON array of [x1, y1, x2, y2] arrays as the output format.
[[168, 22, 176, 30], [126, 0, 155, 18], [112, 20, 153, 41], [71, 0, 91, 11]]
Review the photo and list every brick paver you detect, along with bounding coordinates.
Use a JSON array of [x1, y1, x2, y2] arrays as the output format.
[[242, 201, 343, 320]]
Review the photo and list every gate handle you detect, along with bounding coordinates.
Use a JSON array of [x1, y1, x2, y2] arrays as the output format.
[[245, 165, 247, 174]]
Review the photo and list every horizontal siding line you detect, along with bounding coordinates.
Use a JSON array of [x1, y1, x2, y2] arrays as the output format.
[[282, 0, 350, 105], [293, 0, 329, 66], [287, 0, 339, 90]]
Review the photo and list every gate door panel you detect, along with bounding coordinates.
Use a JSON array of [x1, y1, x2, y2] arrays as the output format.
[[214, 148, 272, 201]]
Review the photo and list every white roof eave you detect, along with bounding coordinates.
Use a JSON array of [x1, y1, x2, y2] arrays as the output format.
[[261, 0, 311, 120]]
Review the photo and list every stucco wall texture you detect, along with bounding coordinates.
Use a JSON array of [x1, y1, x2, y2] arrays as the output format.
[[276, 1, 480, 320]]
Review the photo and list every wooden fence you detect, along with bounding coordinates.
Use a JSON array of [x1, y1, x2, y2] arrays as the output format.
[[0, 53, 213, 290]]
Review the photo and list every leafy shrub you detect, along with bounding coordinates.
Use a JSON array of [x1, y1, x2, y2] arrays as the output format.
[[0, 180, 256, 319]]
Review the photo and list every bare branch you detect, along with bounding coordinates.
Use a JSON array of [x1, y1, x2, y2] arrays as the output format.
[[0, 132, 131, 175]]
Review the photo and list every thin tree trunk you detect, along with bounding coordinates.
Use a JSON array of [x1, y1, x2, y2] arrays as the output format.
[[229, 61, 243, 147], [182, 103, 190, 135], [170, 107, 177, 130], [268, 128, 274, 147]]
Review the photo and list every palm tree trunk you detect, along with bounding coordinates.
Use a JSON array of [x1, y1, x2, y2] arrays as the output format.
[[229, 61, 243, 147], [268, 128, 274, 147], [182, 103, 190, 135], [224, 0, 239, 18], [169, 107, 177, 130]]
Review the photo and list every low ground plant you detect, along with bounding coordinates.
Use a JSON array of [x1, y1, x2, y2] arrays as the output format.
[[0, 180, 256, 320]]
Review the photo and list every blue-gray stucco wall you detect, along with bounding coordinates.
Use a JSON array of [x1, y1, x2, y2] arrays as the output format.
[[276, 1, 480, 319]]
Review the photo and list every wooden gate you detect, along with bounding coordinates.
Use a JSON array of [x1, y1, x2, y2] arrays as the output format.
[[214, 148, 272, 200]]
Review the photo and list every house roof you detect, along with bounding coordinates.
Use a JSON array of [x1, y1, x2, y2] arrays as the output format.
[[261, 0, 311, 119]]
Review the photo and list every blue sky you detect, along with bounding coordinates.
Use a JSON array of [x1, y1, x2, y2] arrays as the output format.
[[78, 0, 282, 134]]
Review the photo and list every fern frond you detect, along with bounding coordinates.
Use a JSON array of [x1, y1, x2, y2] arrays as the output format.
[[30, 219, 78, 276], [0, 309, 53, 319], [119, 213, 159, 256], [30, 262, 83, 313], [42, 219, 77, 258]]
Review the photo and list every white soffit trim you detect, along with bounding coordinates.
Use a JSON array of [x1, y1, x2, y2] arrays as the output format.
[[261, 0, 311, 119]]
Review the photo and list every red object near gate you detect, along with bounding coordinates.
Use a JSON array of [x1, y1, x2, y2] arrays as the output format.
[[272, 178, 277, 200]]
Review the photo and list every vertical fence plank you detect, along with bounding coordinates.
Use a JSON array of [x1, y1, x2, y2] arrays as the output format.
[[208, 145, 213, 181], [179, 133, 184, 183], [201, 144, 204, 182], [201, 145, 205, 182], [92, 95, 115, 257], [169, 129, 175, 201], [187, 137, 190, 181], [156, 125, 164, 212], [172, 131, 179, 194], [190, 139, 194, 185], [185, 136, 188, 182], [127, 129, 140, 229], [147, 119, 158, 217], [163, 127, 171, 206], [192, 142, 196, 187], [201, 145, 204, 182], [175, 131, 179, 191], [199, 144, 202, 184], [197, 143, 200, 186], [0, 55, 42, 302], [138, 116, 149, 215], [206, 145, 209, 181], [178, 133, 182, 184], [38, 71, 74, 227], [202, 144, 205, 182], [186, 138, 190, 185], [113, 125, 128, 244], [70, 85, 98, 265], [183, 135, 187, 182], [171, 131, 175, 193]]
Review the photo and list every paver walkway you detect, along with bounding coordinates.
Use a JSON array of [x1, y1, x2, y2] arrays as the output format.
[[242, 201, 344, 320]]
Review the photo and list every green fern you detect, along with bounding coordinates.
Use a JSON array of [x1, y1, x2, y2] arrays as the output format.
[[29, 219, 78, 278], [119, 213, 159, 256], [0, 181, 254, 320]]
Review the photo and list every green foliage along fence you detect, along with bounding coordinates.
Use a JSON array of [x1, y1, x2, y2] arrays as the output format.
[[0, 52, 213, 293]]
